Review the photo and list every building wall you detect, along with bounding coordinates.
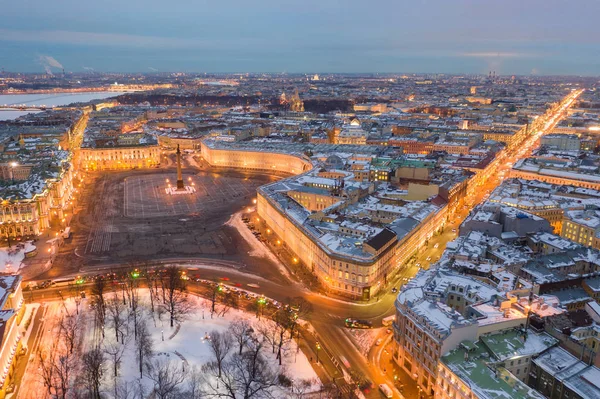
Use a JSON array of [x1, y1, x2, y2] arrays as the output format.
[[201, 142, 447, 299], [0, 165, 74, 239], [435, 362, 476, 399], [0, 201, 40, 238], [561, 218, 600, 249], [0, 279, 24, 397], [257, 191, 389, 299], [287, 191, 340, 212], [80, 145, 161, 170], [540, 135, 580, 151], [156, 136, 203, 150], [394, 301, 478, 396], [406, 183, 439, 201], [200, 143, 312, 175], [509, 169, 600, 191]]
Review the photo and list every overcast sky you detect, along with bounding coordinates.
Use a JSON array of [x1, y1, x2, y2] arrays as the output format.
[[1, 0, 598, 75]]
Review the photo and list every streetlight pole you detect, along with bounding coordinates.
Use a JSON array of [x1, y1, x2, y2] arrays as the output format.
[[315, 341, 321, 364]]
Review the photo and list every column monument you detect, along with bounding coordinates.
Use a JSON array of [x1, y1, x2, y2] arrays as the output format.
[[166, 144, 196, 195], [176, 144, 185, 190]]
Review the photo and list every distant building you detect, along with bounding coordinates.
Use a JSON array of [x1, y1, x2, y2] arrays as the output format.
[[80, 133, 160, 170], [541, 134, 581, 151]]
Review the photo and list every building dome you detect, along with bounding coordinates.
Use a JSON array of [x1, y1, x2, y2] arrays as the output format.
[[324, 155, 344, 170]]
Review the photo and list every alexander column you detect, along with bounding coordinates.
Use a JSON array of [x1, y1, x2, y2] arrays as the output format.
[[176, 144, 184, 190]]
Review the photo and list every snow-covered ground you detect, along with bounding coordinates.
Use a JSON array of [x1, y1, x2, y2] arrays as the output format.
[[346, 327, 385, 356], [226, 209, 294, 281], [0, 241, 36, 273], [77, 290, 320, 397]]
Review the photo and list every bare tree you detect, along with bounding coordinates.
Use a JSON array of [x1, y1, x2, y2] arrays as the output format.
[[58, 312, 80, 356], [161, 266, 192, 327], [115, 380, 144, 399], [104, 337, 127, 378], [273, 310, 293, 365], [145, 359, 186, 399], [285, 297, 312, 339], [38, 341, 58, 398], [289, 379, 317, 399], [125, 272, 141, 338], [230, 319, 254, 355], [202, 339, 283, 399], [39, 344, 76, 399], [147, 269, 159, 318], [207, 330, 234, 378], [91, 278, 107, 334], [183, 366, 205, 399], [136, 318, 153, 378], [107, 293, 128, 343], [209, 283, 222, 318], [80, 348, 105, 399], [256, 320, 278, 355], [218, 291, 238, 317]]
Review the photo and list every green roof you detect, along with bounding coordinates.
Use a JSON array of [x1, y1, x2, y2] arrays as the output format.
[[441, 341, 545, 399], [480, 328, 558, 362]]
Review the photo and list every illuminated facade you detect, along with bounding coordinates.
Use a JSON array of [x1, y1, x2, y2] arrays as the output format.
[[0, 276, 26, 399], [0, 166, 74, 239], [508, 168, 600, 191], [200, 142, 312, 175], [80, 144, 160, 170], [201, 141, 448, 299], [561, 210, 600, 250]]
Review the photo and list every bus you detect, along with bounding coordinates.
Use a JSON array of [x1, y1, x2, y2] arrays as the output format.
[[382, 315, 395, 327], [379, 383, 393, 398], [344, 318, 372, 329]]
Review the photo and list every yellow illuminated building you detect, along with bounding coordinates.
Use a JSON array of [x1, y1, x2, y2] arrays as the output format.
[[81, 145, 160, 171], [201, 141, 448, 299]]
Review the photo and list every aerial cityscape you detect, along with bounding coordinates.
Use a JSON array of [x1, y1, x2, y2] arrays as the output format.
[[1, 2, 600, 399]]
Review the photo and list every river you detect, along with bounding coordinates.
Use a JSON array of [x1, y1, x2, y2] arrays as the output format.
[[0, 92, 124, 121]]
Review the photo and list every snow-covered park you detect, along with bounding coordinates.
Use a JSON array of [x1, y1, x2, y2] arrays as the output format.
[[25, 274, 321, 399]]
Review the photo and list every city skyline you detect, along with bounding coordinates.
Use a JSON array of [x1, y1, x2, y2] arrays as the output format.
[[1, 0, 599, 75]]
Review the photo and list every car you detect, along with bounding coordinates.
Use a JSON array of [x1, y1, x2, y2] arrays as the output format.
[[426, 256, 431, 261], [375, 338, 383, 346], [416, 263, 421, 268], [452, 228, 457, 233], [434, 243, 439, 249], [391, 287, 397, 293]]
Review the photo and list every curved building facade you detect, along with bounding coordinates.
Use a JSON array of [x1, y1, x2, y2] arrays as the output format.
[[201, 141, 447, 299]]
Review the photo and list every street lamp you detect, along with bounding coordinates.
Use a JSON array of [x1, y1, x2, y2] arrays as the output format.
[[315, 341, 321, 364]]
